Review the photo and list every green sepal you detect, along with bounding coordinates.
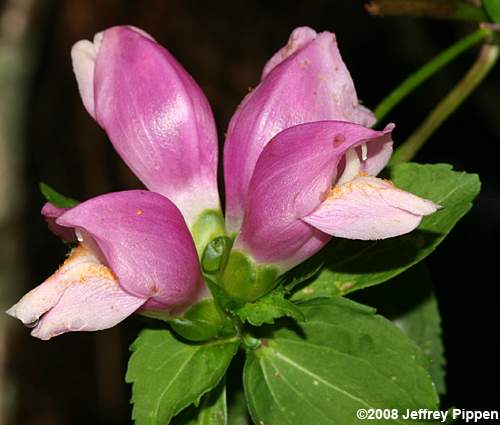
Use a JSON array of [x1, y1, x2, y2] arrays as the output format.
[[202, 236, 232, 274], [191, 209, 226, 258], [220, 250, 279, 302], [170, 299, 236, 342], [39, 182, 79, 208]]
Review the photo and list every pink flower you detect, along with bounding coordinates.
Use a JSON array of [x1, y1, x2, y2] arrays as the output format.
[[7, 26, 217, 339], [231, 121, 438, 274], [72, 26, 220, 228], [7, 25, 440, 335], [7, 191, 206, 340], [220, 27, 439, 297], [223, 27, 376, 233]]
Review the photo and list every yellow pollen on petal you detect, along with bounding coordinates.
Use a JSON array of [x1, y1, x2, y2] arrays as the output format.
[[327, 183, 353, 200], [135, 208, 143, 216], [56, 244, 118, 287], [75, 264, 117, 285]]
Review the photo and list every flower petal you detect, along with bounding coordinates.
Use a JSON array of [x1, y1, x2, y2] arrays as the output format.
[[235, 121, 392, 271], [41, 202, 76, 242], [302, 176, 440, 240], [224, 27, 376, 232], [72, 26, 220, 226], [56, 190, 206, 312], [260, 27, 317, 79], [6, 245, 146, 340]]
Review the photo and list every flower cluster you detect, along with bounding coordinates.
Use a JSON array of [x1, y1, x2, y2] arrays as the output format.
[[7, 26, 438, 339]]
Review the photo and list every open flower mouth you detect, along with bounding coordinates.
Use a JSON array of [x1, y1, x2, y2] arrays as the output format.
[[335, 143, 368, 186], [6, 244, 144, 340]]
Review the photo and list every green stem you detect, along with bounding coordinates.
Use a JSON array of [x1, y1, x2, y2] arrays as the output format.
[[390, 42, 499, 165], [374, 27, 492, 123], [366, 0, 488, 21]]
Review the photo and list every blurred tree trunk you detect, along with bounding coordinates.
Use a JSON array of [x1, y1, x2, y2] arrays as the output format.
[[0, 1, 48, 424]]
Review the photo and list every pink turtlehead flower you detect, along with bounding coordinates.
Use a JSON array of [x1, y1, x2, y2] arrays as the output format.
[[7, 191, 205, 340], [224, 27, 376, 233], [222, 27, 439, 272], [72, 26, 220, 227], [233, 121, 439, 272], [7, 26, 216, 339], [7, 25, 440, 338]]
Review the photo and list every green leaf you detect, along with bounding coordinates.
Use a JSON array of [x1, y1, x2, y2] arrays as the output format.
[[236, 289, 304, 326], [275, 253, 324, 291], [39, 182, 79, 208], [244, 297, 439, 425], [126, 328, 239, 425], [484, 0, 500, 22], [172, 380, 227, 425], [292, 163, 480, 300], [350, 263, 446, 395], [391, 269, 446, 395]]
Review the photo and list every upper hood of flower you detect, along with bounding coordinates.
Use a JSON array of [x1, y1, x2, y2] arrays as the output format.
[[223, 26, 376, 233], [71, 26, 220, 228], [55, 190, 205, 310]]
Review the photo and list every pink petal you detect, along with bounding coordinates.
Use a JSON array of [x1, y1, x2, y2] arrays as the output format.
[[224, 27, 376, 232], [56, 190, 206, 312], [72, 26, 220, 226], [41, 202, 76, 242], [260, 27, 317, 79], [303, 176, 440, 240], [234, 121, 392, 271], [6, 245, 146, 340]]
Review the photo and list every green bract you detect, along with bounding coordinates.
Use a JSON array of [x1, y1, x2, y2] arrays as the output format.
[[220, 250, 279, 302], [169, 299, 235, 342], [191, 209, 227, 257], [40, 182, 79, 208]]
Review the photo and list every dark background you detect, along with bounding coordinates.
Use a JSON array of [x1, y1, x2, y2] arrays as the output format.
[[1, 1, 498, 424]]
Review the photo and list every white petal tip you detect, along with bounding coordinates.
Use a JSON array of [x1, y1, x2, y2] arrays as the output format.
[[71, 40, 97, 118], [5, 305, 17, 318]]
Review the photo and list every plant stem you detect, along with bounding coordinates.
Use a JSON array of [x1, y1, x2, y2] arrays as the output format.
[[390, 42, 499, 165], [366, 0, 488, 21], [374, 27, 492, 123]]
